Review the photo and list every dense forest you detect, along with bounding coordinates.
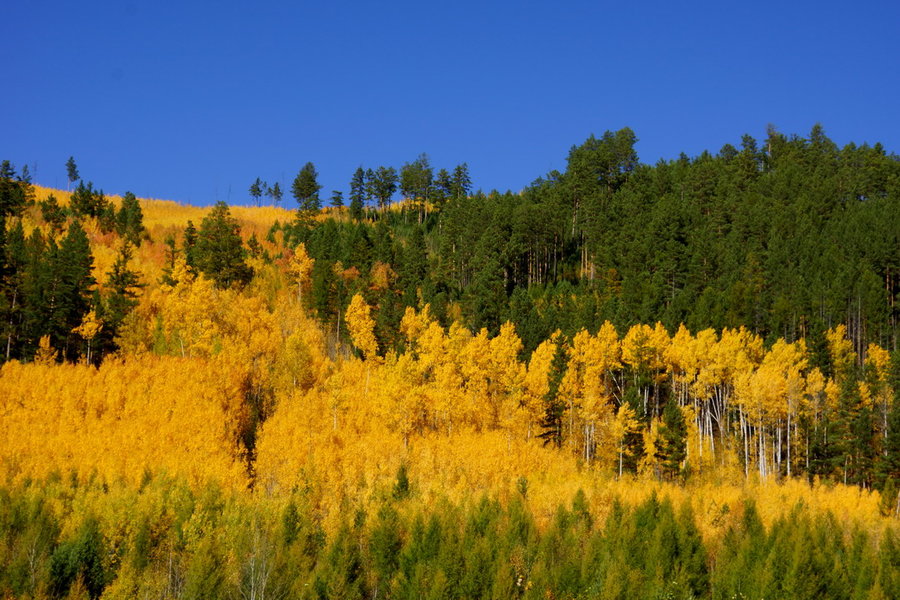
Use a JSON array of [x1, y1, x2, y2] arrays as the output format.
[[2, 125, 900, 598], [275, 124, 899, 358]]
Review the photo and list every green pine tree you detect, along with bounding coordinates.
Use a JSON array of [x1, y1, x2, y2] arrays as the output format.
[[349, 167, 366, 221], [293, 162, 322, 213], [658, 400, 688, 480], [116, 192, 145, 246], [194, 202, 253, 289]]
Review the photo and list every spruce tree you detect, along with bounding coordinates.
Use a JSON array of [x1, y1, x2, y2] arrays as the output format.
[[98, 242, 142, 356], [51, 222, 96, 360], [249, 177, 265, 207], [372, 166, 399, 211], [2, 221, 26, 360], [658, 400, 687, 479], [349, 167, 366, 220], [159, 234, 179, 286], [39, 194, 66, 234], [194, 201, 253, 289], [433, 167, 452, 210], [182, 220, 198, 270], [116, 191, 145, 246], [69, 181, 107, 218], [292, 162, 322, 213], [882, 387, 900, 483], [539, 340, 569, 448], [65, 156, 79, 190], [267, 181, 283, 207], [451, 163, 472, 199]]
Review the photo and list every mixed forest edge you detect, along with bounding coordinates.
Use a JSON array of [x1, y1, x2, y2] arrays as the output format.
[[1, 124, 900, 599]]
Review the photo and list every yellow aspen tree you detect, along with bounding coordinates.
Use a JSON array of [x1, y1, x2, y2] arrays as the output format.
[[733, 338, 808, 480], [286, 243, 315, 304], [73, 309, 103, 364], [400, 304, 434, 350], [369, 261, 396, 292], [611, 403, 639, 477], [375, 352, 419, 446], [622, 323, 666, 420], [717, 326, 764, 471], [648, 322, 671, 379], [345, 293, 378, 361], [34, 335, 58, 365], [595, 320, 623, 404], [689, 328, 720, 457], [558, 330, 588, 454], [346, 293, 378, 402], [621, 324, 653, 374], [415, 319, 445, 378], [415, 322, 463, 433], [579, 329, 619, 466], [865, 343, 893, 442], [153, 257, 224, 358], [458, 328, 493, 428], [523, 334, 559, 439], [766, 339, 808, 477], [487, 322, 526, 435], [639, 419, 661, 478], [324, 370, 348, 431], [666, 324, 694, 406], [827, 324, 856, 379]]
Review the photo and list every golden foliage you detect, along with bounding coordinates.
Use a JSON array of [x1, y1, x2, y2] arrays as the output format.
[[3, 186, 894, 546], [0, 356, 249, 490], [286, 242, 315, 303], [345, 293, 378, 360], [34, 335, 58, 365]]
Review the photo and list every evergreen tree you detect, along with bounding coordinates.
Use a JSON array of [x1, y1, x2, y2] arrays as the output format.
[[398, 225, 427, 305], [349, 167, 366, 220], [267, 181, 283, 207], [65, 156, 79, 190], [400, 154, 432, 222], [539, 340, 569, 448], [433, 168, 452, 210], [249, 177, 265, 207], [49, 517, 107, 599], [183, 220, 198, 270], [882, 367, 900, 483], [1, 221, 26, 360], [371, 166, 399, 211], [330, 190, 344, 208], [451, 163, 472, 199], [364, 168, 376, 207], [658, 400, 687, 479], [292, 162, 322, 213], [0, 161, 28, 220], [51, 222, 96, 360], [0, 162, 29, 356], [194, 201, 253, 288], [69, 181, 107, 218], [97, 242, 142, 356], [104, 242, 141, 322], [116, 191, 145, 246], [39, 194, 66, 234], [18, 163, 32, 184], [159, 234, 179, 286]]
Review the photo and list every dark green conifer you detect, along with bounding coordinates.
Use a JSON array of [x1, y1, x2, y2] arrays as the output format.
[[194, 202, 253, 289]]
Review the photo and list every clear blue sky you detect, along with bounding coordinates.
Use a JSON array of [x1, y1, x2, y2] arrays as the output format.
[[3, 0, 898, 206]]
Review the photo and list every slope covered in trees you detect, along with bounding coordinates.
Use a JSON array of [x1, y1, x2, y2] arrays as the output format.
[[1, 125, 899, 598], [276, 126, 899, 360]]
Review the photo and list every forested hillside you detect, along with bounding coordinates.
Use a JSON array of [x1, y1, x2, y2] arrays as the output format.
[[279, 125, 899, 357], [1, 126, 900, 598]]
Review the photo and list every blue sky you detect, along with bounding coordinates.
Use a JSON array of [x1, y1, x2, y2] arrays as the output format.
[[2, 0, 898, 206]]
